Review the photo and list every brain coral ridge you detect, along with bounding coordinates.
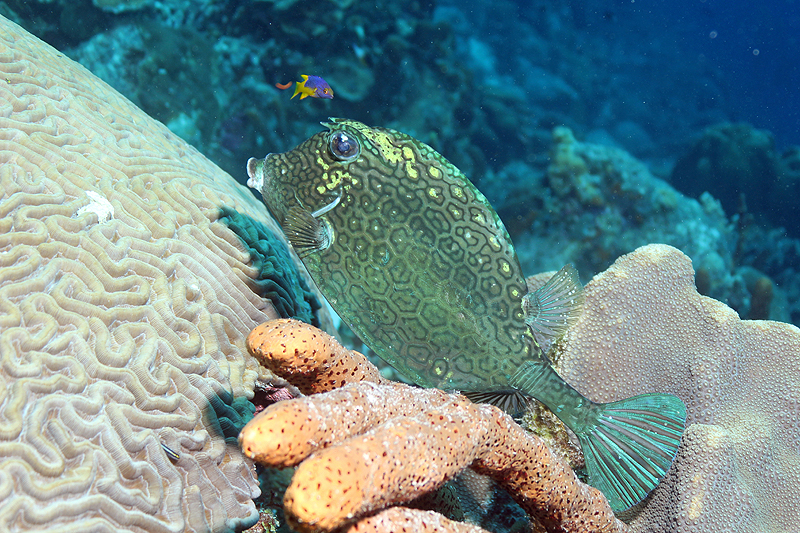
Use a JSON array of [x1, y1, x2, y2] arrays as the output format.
[[0, 16, 307, 532]]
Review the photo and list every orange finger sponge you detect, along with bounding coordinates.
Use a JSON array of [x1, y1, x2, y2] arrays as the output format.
[[240, 380, 628, 533], [246, 318, 388, 393]]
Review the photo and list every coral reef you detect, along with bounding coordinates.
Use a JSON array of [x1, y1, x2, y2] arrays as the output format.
[[670, 122, 779, 216], [240, 318, 628, 533], [511, 128, 741, 303], [242, 243, 800, 533], [343, 507, 488, 533], [504, 126, 800, 326], [8, 0, 756, 186], [10, 0, 800, 333], [0, 17, 312, 532], [551, 244, 800, 532]]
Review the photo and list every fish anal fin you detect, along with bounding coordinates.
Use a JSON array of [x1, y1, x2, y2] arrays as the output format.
[[284, 206, 333, 258], [523, 263, 584, 341], [463, 389, 529, 415]]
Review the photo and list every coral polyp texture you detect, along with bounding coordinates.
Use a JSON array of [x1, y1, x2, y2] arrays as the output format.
[[240, 318, 629, 533], [0, 17, 312, 532], [552, 244, 800, 532]]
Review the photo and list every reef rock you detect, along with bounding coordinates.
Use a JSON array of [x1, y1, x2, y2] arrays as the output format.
[[670, 122, 778, 216]]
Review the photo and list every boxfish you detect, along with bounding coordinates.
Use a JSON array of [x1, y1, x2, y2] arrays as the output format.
[[246, 118, 686, 512]]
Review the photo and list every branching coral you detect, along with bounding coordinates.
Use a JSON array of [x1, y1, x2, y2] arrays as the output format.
[[239, 318, 629, 533]]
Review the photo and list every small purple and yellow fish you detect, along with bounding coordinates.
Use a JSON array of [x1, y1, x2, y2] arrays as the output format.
[[276, 75, 334, 100]]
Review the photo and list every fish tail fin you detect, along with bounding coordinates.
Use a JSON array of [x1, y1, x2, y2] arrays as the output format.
[[291, 74, 309, 99], [523, 263, 584, 341], [577, 393, 686, 511], [291, 84, 303, 99]]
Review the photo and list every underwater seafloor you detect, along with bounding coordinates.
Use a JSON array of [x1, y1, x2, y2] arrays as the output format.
[[1, 0, 799, 532]]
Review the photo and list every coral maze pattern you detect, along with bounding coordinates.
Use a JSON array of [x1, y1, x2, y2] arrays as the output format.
[[0, 17, 288, 532]]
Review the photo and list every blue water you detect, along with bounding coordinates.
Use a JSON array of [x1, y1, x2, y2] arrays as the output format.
[[601, 0, 799, 148]]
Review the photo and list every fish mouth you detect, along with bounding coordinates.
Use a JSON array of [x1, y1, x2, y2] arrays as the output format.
[[246, 154, 276, 192], [247, 154, 290, 222]]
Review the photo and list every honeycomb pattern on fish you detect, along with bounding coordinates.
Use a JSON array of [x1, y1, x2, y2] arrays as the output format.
[[254, 119, 531, 391], [249, 119, 688, 513]]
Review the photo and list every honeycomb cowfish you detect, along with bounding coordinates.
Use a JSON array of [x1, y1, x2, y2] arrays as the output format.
[[246, 118, 686, 512], [275, 75, 334, 100]]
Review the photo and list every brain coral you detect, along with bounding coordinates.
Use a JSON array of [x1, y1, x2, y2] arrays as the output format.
[[0, 16, 312, 532], [551, 244, 800, 532]]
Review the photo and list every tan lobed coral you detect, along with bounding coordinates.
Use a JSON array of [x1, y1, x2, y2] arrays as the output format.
[[0, 16, 298, 532], [550, 244, 800, 532], [240, 319, 629, 533]]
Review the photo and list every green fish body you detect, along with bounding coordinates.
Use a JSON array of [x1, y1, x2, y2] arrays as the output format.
[[247, 118, 686, 511]]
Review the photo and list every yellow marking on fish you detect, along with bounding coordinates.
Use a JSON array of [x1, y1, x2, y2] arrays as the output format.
[[346, 121, 402, 164], [326, 169, 346, 190], [452, 186, 464, 198], [489, 236, 501, 250], [511, 289, 520, 297], [316, 185, 326, 194], [316, 155, 330, 171], [502, 261, 511, 273], [428, 188, 439, 199], [430, 166, 440, 178], [405, 161, 418, 179], [473, 213, 485, 224], [451, 208, 461, 217]]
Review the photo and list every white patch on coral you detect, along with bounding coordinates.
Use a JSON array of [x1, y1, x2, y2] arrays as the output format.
[[76, 191, 114, 223]]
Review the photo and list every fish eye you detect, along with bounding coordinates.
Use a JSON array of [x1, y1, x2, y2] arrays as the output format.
[[328, 131, 360, 162]]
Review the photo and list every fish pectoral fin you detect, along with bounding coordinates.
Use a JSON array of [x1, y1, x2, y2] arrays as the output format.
[[523, 263, 584, 341], [463, 389, 529, 415], [284, 206, 333, 257]]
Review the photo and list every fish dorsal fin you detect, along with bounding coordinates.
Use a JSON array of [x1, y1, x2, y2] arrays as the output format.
[[522, 263, 584, 341], [463, 389, 529, 415], [284, 204, 334, 258]]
